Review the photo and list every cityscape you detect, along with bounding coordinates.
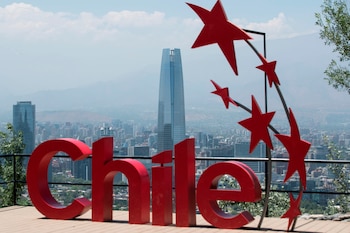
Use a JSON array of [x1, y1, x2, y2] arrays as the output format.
[[2, 47, 349, 215], [1, 1, 350, 232]]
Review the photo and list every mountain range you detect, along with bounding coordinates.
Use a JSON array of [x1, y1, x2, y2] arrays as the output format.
[[1, 33, 350, 128]]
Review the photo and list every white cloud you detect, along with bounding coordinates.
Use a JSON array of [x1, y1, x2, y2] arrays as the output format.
[[0, 3, 313, 42], [0, 3, 166, 40], [0, 3, 70, 39], [232, 13, 313, 39], [103, 10, 164, 27], [244, 13, 294, 39], [185, 12, 309, 40]]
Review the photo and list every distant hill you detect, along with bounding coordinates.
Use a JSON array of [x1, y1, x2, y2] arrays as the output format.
[[36, 110, 113, 123], [1, 33, 350, 127]]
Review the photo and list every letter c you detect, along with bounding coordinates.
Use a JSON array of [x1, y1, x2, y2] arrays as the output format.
[[27, 139, 92, 219]]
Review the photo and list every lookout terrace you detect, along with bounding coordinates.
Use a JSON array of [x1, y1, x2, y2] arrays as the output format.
[[1, 206, 350, 233]]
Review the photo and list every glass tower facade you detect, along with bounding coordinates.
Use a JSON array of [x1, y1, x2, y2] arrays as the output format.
[[157, 48, 186, 153], [13, 101, 36, 155]]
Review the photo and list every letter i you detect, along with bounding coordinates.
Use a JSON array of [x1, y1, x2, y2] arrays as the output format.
[[151, 150, 173, 225], [175, 138, 196, 227]]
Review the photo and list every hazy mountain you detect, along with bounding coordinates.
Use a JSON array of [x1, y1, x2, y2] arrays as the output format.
[[1, 33, 350, 126]]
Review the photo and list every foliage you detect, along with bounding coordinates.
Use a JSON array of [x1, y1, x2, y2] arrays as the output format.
[[218, 191, 290, 217], [52, 172, 90, 184], [0, 124, 25, 155], [300, 199, 326, 214], [315, 0, 350, 93], [50, 172, 91, 206], [323, 137, 350, 214], [50, 172, 128, 210], [316, 1, 350, 209], [217, 175, 338, 216], [217, 175, 290, 217], [0, 123, 27, 207]]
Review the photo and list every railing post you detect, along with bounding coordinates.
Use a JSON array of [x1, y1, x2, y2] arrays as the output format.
[[13, 154, 17, 205], [264, 158, 269, 217]]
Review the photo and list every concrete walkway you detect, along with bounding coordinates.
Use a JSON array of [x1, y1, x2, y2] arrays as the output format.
[[1, 206, 350, 233]]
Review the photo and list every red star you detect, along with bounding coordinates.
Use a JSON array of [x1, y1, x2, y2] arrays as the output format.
[[187, 0, 252, 75], [238, 96, 275, 153], [210, 80, 237, 109], [275, 109, 311, 189], [281, 191, 303, 231], [256, 54, 280, 87]]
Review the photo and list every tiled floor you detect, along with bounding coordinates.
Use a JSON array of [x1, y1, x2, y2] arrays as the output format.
[[1, 206, 350, 233]]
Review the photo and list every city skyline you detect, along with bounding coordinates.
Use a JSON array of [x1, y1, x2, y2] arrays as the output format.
[[1, 2, 349, 226], [1, 1, 350, 131]]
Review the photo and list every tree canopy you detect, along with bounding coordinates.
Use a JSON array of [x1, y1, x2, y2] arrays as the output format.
[[0, 123, 25, 155], [315, 0, 350, 93], [0, 123, 26, 207]]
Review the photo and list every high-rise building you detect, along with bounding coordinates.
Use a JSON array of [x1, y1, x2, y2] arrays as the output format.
[[234, 141, 265, 173], [13, 101, 36, 155], [157, 48, 186, 152]]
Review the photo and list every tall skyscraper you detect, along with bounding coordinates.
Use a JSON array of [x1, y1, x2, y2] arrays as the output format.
[[157, 48, 186, 152], [234, 141, 265, 173], [13, 101, 36, 155]]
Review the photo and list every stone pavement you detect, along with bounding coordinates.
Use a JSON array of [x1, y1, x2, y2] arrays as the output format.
[[1, 206, 350, 233]]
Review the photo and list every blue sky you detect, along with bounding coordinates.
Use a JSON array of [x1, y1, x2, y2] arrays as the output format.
[[0, 0, 325, 92], [2, 0, 349, 115], [0, 1, 322, 19], [0, 1, 322, 33]]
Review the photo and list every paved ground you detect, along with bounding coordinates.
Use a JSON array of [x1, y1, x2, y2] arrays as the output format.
[[1, 206, 350, 233]]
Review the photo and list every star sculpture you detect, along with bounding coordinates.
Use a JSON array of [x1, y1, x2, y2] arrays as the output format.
[[238, 95, 275, 153], [210, 80, 237, 109], [275, 109, 311, 189], [281, 191, 303, 231], [187, 0, 252, 75], [256, 53, 280, 87]]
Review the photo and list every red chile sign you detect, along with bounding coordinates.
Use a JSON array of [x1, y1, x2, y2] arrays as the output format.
[[27, 0, 312, 231], [27, 137, 261, 229]]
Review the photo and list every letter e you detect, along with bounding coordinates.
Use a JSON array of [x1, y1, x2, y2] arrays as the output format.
[[197, 161, 261, 229]]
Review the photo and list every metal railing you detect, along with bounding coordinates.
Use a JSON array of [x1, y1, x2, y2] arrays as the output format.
[[1, 154, 349, 213]]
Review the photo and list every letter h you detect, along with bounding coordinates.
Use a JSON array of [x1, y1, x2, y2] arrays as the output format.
[[91, 137, 150, 224]]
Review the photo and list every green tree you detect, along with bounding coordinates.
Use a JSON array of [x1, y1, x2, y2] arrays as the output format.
[[323, 137, 350, 214], [217, 175, 290, 217], [0, 123, 26, 207], [316, 0, 350, 213], [315, 0, 350, 93]]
